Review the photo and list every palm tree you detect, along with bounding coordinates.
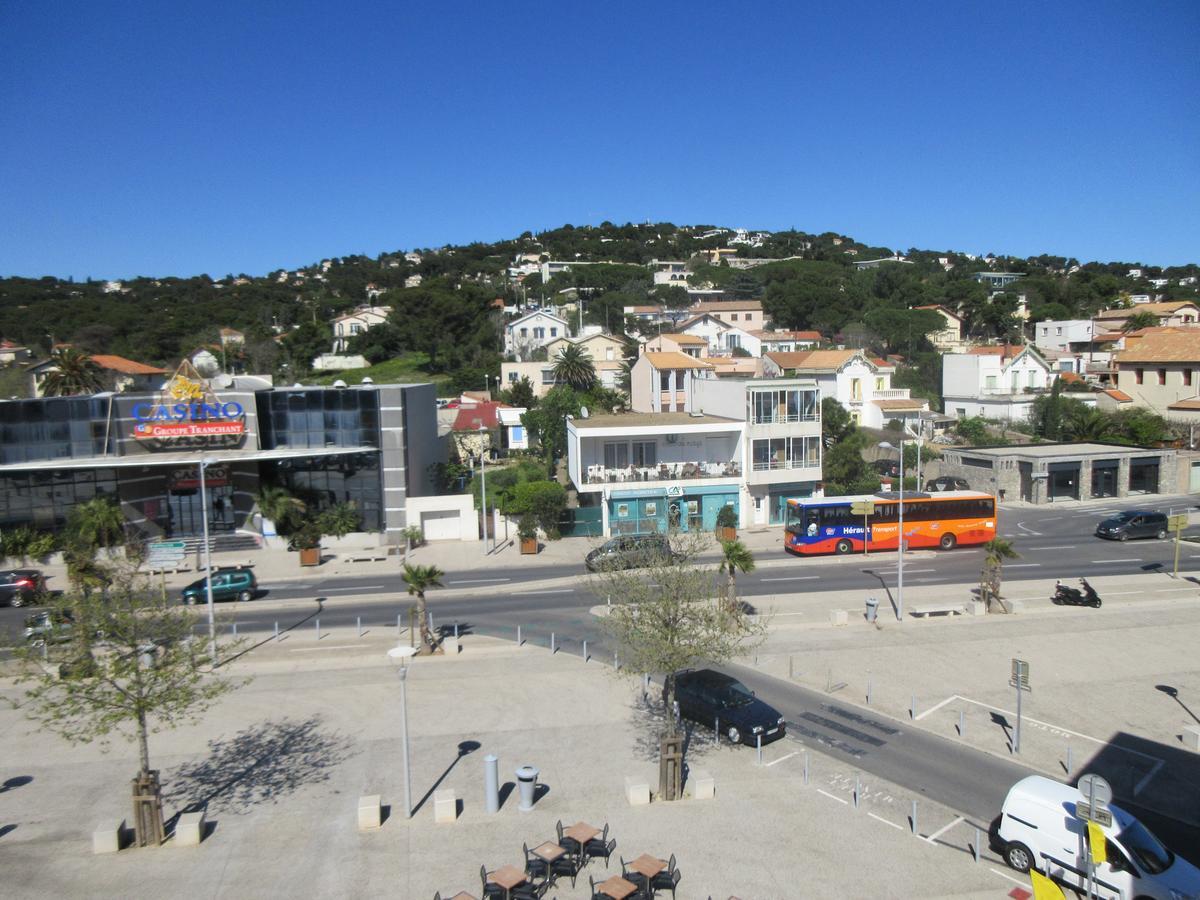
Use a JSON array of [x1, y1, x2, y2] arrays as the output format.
[[1064, 408, 1116, 442], [401, 563, 444, 653], [40, 346, 103, 397], [980, 538, 1019, 612], [1121, 310, 1159, 333], [551, 343, 597, 391], [254, 485, 306, 535], [717, 540, 756, 616], [66, 495, 126, 555]]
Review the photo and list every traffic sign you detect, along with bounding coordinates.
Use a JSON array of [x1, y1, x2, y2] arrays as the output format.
[[149, 541, 188, 552], [1168, 513, 1188, 531], [1078, 773, 1112, 808], [1075, 801, 1113, 827], [1010, 658, 1031, 690], [850, 501, 876, 516]]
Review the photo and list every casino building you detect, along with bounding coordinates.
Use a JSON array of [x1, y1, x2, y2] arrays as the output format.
[[0, 371, 443, 546]]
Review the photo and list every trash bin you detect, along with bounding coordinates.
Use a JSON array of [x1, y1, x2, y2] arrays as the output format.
[[865, 597, 879, 623], [515, 765, 539, 812]]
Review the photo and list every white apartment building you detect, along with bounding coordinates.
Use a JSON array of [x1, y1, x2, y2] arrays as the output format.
[[1114, 332, 1200, 423], [762, 349, 927, 429], [504, 310, 570, 361], [331, 305, 392, 352], [942, 345, 1069, 421], [500, 332, 625, 398]]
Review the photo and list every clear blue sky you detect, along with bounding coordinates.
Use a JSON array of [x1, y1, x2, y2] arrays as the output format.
[[2, 0, 1197, 279]]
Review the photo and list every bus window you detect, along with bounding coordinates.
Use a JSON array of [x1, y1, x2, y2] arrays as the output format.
[[805, 509, 818, 536]]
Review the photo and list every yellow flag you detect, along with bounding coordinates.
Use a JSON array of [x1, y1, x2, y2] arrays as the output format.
[[1030, 869, 1066, 900], [1088, 820, 1108, 864]]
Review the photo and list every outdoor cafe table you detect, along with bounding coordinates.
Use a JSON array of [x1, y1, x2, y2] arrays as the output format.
[[531, 840, 566, 868], [488, 864, 527, 900], [596, 875, 639, 900], [563, 821, 600, 848], [628, 853, 667, 888]]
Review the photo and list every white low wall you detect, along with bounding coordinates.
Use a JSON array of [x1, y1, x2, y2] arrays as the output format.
[[406, 494, 479, 542]]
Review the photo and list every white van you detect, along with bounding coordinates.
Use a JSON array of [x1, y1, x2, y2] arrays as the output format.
[[998, 775, 1200, 899]]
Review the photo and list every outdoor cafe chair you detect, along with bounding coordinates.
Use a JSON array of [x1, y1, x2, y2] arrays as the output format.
[[591, 874, 649, 900], [556, 819, 581, 856], [652, 854, 681, 899], [583, 823, 616, 868], [523, 842, 550, 881], [547, 850, 579, 889], [479, 865, 506, 900]]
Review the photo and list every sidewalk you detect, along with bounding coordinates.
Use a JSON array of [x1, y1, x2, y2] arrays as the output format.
[[0, 632, 1019, 899]]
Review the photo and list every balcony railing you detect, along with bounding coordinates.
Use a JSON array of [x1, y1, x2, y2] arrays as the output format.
[[872, 388, 912, 400], [751, 456, 820, 472], [750, 413, 820, 425], [585, 460, 742, 485]]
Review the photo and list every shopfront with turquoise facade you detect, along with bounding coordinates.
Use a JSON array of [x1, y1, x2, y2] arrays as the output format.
[[607, 484, 740, 535]]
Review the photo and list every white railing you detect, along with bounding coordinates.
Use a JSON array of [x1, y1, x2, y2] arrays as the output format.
[[752, 456, 820, 472], [750, 413, 820, 425], [872, 388, 912, 400], [585, 461, 742, 484]]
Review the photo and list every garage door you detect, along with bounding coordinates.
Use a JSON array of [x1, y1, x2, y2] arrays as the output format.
[[420, 510, 462, 541]]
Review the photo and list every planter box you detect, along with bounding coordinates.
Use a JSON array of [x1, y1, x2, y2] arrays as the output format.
[[299, 547, 321, 567], [520, 537, 538, 555], [715, 526, 736, 542]]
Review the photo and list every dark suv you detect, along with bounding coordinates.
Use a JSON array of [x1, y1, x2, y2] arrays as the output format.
[[585, 534, 677, 572], [1095, 510, 1169, 542], [0, 570, 47, 607], [181, 568, 258, 604], [925, 476, 970, 492], [673, 669, 786, 746]]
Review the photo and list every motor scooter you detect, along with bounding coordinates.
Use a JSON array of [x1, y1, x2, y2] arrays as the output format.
[[1052, 578, 1101, 608]]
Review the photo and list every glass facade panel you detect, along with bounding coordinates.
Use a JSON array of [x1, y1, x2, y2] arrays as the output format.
[[0, 468, 119, 531], [257, 389, 379, 450], [0, 396, 115, 464], [261, 453, 382, 532]]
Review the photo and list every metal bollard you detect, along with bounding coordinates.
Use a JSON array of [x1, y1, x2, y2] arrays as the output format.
[[550, 632, 556, 654], [357, 616, 362, 638], [582, 640, 588, 662], [1066, 741, 1073, 776], [397, 613, 401, 637], [517, 624, 522, 646], [232, 622, 237, 638], [803, 750, 809, 785], [484, 754, 500, 814], [715, 716, 720, 746], [756, 733, 762, 765], [910, 800, 918, 835], [642, 674, 649, 700], [274, 621, 280, 642], [428, 611, 434, 632], [973, 828, 981, 862], [854, 774, 860, 809], [613, 651, 619, 670], [867, 675, 872, 705], [910, 694, 917, 719], [607, 594, 611, 606], [454, 621, 459, 639], [316, 618, 320, 641], [958, 709, 964, 737], [789, 655, 794, 679]]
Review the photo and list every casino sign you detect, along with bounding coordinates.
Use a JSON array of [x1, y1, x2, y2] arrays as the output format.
[[131, 363, 246, 448]]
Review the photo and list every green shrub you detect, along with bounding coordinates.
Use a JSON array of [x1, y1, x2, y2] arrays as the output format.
[[503, 480, 567, 539]]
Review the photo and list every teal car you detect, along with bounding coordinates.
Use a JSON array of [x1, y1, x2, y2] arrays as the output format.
[[181, 568, 258, 605]]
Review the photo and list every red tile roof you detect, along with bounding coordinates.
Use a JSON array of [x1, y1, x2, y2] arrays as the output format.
[[967, 344, 1026, 357], [90, 355, 167, 375], [1104, 389, 1133, 402], [452, 402, 508, 431]]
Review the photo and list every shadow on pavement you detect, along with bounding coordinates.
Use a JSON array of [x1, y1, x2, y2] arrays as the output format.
[[164, 715, 355, 823], [0, 775, 32, 792], [412, 739, 480, 815]]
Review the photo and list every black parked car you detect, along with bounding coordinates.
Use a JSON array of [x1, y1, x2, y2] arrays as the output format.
[[585, 534, 678, 572], [0, 569, 47, 607], [674, 669, 786, 746], [1095, 510, 1169, 541], [925, 476, 970, 492]]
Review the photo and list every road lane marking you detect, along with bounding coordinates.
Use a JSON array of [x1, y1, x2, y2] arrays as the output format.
[[1004, 563, 1041, 568], [764, 751, 797, 767], [516, 589, 573, 595], [1017, 523, 1043, 535], [322, 584, 386, 592], [288, 645, 360, 652], [1090, 559, 1141, 563], [1031, 545, 1076, 550], [1155, 588, 1195, 593], [761, 576, 820, 582], [924, 815, 964, 843], [448, 578, 512, 584], [869, 812, 903, 830], [913, 695, 957, 721], [816, 789, 848, 805]]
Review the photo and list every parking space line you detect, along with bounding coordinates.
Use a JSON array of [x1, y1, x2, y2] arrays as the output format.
[[989, 867, 1026, 886], [816, 789, 848, 805], [868, 812, 903, 830], [924, 815, 964, 844], [764, 751, 797, 767], [913, 695, 957, 721]]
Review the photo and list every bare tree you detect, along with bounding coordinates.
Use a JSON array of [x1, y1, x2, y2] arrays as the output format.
[[590, 531, 768, 799]]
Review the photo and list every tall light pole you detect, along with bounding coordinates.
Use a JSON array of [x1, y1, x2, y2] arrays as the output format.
[[479, 422, 490, 553], [879, 440, 906, 621], [197, 458, 217, 656], [387, 646, 415, 818]]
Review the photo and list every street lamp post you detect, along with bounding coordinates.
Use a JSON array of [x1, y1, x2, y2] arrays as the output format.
[[387, 646, 416, 818], [197, 458, 217, 656], [479, 423, 490, 553], [879, 440, 906, 621]]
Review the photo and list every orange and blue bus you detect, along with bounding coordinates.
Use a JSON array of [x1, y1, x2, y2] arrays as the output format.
[[784, 491, 997, 555]]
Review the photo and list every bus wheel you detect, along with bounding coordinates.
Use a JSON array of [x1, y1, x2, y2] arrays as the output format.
[[835, 539, 853, 554], [939, 533, 957, 550]]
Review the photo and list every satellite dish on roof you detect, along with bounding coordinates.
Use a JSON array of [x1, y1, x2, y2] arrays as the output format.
[[580, 406, 589, 419]]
